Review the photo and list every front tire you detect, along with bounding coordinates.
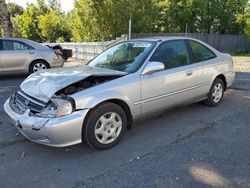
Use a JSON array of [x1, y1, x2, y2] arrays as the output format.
[[83, 102, 127, 150], [203, 78, 225, 107]]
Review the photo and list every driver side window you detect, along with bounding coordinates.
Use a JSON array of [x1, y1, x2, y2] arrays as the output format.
[[150, 40, 190, 69]]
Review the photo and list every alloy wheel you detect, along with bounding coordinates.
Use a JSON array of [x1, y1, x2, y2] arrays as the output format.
[[33, 63, 47, 72]]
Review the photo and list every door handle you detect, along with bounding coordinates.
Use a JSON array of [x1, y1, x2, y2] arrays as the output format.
[[28, 51, 35, 54], [186, 71, 193, 76]]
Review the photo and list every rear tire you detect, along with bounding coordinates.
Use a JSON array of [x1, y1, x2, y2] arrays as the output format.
[[83, 102, 127, 150], [203, 78, 225, 107], [29, 60, 49, 73]]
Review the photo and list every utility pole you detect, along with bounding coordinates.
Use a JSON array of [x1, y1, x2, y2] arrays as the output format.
[[128, 13, 132, 40], [185, 23, 188, 36]]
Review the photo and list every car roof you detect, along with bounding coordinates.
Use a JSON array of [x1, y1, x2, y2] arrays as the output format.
[[130, 36, 219, 53], [0, 37, 32, 42], [0, 37, 49, 50], [131, 36, 199, 42]]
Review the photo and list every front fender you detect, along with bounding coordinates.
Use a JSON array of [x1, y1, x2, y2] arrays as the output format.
[[71, 89, 140, 119]]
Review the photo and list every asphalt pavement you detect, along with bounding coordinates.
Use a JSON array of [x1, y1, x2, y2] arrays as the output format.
[[0, 72, 249, 188]]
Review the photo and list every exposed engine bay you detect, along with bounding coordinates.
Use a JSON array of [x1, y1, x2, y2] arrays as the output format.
[[56, 75, 122, 95]]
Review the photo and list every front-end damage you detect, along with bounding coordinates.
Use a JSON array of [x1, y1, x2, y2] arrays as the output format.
[[56, 75, 122, 95], [4, 97, 89, 147], [11, 74, 123, 120], [28, 75, 121, 119], [4, 66, 125, 146], [20, 65, 126, 103]]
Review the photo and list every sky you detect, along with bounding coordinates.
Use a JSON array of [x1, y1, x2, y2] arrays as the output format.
[[7, 0, 74, 12]]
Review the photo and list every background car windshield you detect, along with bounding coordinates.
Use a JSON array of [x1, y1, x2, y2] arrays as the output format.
[[88, 41, 156, 73]]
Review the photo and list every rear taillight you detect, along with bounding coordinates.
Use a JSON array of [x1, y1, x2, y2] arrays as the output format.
[[55, 50, 63, 58]]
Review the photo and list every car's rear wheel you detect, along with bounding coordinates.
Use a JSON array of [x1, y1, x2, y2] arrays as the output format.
[[204, 78, 225, 107], [83, 102, 127, 150], [29, 60, 49, 73]]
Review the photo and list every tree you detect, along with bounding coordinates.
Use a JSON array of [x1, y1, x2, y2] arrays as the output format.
[[244, 3, 250, 36], [70, 0, 101, 41], [14, 4, 43, 41], [2, 0, 250, 41], [161, 0, 194, 32], [7, 2, 24, 17], [38, 11, 71, 42], [0, 0, 13, 37], [70, 0, 162, 42], [38, 0, 49, 13], [12, 1, 49, 41], [48, 0, 61, 12]]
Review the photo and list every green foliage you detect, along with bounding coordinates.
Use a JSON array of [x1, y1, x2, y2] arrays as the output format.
[[9, 0, 71, 42], [0, 25, 3, 37], [244, 3, 250, 36], [39, 11, 71, 42], [13, 4, 43, 41], [4, 0, 250, 42], [48, 0, 61, 12], [7, 2, 24, 17], [70, 0, 161, 41]]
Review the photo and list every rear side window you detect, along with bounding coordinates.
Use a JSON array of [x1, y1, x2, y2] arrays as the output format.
[[189, 40, 216, 63], [1, 40, 33, 50], [150, 40, 190, 69]]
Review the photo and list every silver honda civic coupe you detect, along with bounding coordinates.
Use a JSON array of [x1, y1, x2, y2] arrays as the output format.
[[4, 37, 235, 150], [0, 38, 64, 75]]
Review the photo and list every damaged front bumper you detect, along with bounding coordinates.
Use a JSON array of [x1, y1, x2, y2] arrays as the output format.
[[4, 98, 89, 147]]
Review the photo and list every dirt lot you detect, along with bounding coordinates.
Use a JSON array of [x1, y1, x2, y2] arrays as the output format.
[[233, 56, 250, 72], [0, 57, 249, 188]]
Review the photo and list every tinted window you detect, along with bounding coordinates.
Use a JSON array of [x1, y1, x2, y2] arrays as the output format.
[[1, 40, 33, 50], [189, 40, 216, 63], [150, 40, 190, 69]]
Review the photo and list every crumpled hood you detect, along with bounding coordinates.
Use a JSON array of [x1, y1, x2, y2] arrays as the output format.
[[20, 65, 125, 102]]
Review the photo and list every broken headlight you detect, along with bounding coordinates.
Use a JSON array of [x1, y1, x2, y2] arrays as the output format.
[[36, 98, 75, 118]]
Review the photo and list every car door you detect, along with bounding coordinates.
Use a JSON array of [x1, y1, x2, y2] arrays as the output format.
[[0, 39, 35, 73], [140, 39, 208, 114]]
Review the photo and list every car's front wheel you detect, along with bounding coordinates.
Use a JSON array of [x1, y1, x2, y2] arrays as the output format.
[[83, 102, 127, 150], [204, 78, 225, 107]]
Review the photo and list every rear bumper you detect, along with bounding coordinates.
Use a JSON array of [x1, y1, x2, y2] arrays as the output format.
[[225, 71, 235, 88], [4, 98, 89, 147], [48, 57, 64, 68]]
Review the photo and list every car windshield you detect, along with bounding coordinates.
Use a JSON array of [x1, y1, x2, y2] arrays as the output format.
[[88, 41, 156, 73]]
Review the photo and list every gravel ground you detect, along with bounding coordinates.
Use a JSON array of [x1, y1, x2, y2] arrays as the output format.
[[233, 56, 250, 72]]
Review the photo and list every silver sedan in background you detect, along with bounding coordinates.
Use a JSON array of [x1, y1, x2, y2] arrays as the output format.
[[0, 38, 64, 75], [4, 37, 235, 150]]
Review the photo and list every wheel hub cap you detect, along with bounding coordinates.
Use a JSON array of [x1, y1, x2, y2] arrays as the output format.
[[95, 112, 122, 144], [212, 83, 223, 103]]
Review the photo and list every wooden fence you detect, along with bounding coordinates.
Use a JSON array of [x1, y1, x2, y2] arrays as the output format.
[[132, 33, 250, 52], [47, 33, 250, 60]]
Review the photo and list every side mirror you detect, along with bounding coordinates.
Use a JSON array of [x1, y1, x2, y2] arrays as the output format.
[[142, 61, 165, 75]]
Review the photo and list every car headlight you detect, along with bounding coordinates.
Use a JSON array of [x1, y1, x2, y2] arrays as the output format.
[[36, 98, 74, 118]]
